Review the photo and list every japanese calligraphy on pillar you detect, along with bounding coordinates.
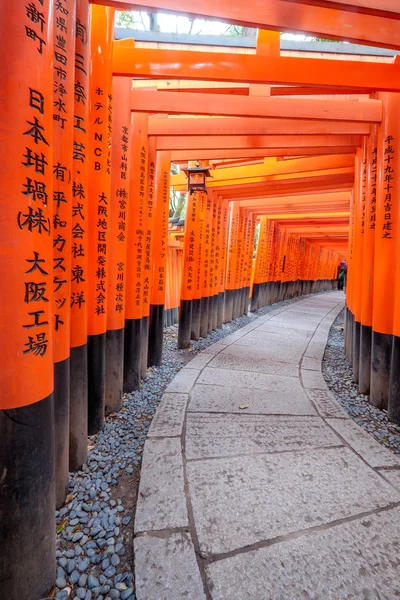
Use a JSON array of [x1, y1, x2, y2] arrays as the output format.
[[196, 192, 206, 300], [1, 2, 53, 407], [158, 167, 169, 295], [144, 138, 156, 312], [202, 195, 212, 295], [219, 198, 229, 294], [370, 146, 377, 231], [87, 5, 114, 335], [107, 77, 131, 332], [254, 217, 266, 284], [209, 195, 217, 296], [126, 114, 148, 320], [135, 144, 147, 309], [70, 0, 89, 350], [361, 156, 367, 235], [92, 89, 108, 318], [226, 204, 239, 290], [214, 197, 222, 290], [382, 135, 395, 239], [20, 10, 52, 365], [52, 0, 75, 363], [181, 192, 197, 301], [150, 150, 171, 307], [235, 210, 244, 290]]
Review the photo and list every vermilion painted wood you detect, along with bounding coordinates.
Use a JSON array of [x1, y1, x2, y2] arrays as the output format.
[[157, 135, 362, 151], [113, 46, 400, 92], [148, 117, 371, 137], [94, 0, 400, 45], [131, 90, 382, 123], [171, 148, 359, 161]]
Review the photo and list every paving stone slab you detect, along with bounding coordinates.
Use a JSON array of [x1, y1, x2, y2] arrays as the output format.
[[197, 367, 305, 394], [269, 313, 322, 326], [285, 307, 328, 317], [255, 323, 313, 338], [307, 389, 350, 418], [304, 341, 327, 360], [206, 506, 400, 600], [233, 332, 307, 349], [380, 469, 400, 490], [228, 339, 306, 363], [327, 418, 400, 468], [220, 342, 302, 364], [134, 532, 206, 600], [165, 368, 200, 393], [302, 356, 322, 371], [221, 332, 247, 344], [310, 332, 330, 345], [183, 353, 214, 370], [301, 369, 328, 390], [244, 330, 311, 346], [147, 393, 188, 438], [257, 318, 318, 332], [238, 322, 261, 333], [186, 447, 399, 555], [135, 438, 188, 533], [185, 413, 340, 459], [207, 353, 299, 378], [201, 342, 228, 355], [317, 321, 335, 334], [188, 384, 317, 416]]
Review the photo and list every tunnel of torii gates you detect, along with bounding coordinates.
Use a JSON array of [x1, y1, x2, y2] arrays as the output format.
[[3, 0, 400, 596]]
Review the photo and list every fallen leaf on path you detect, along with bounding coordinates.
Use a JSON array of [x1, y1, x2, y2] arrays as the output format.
[[56, 520, 67, 533]]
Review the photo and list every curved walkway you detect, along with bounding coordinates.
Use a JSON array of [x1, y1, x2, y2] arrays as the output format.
[[134, 292, 400, 599]]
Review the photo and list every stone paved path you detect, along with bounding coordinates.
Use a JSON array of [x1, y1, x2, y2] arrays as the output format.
[[133, 292, 400, 599]]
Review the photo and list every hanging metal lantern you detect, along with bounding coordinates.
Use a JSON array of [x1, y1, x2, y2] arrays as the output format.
[[183, 160, 211, 193]]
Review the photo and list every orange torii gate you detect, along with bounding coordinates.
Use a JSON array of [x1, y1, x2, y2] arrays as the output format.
[[98, 0, 400, 48], [4, 1, 400, 598]]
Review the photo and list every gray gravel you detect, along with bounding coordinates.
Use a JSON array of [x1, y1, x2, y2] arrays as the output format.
[[323, 310, 400, 454], [54, 292, 330, 599]]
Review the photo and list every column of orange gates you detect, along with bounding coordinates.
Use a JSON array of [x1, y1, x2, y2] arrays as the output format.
[[212, 195, 223, 327], [142, 134, 155, 371], [52, 0, 76, 508], [164, 241, 172, 326], [105, 77, 131, 412], [252, 217, 268, 311], [148, 150, 171, 366], [86, 4, 114, 435], [70, 0, 90, 473], [264, 220, 275, 306], [374, 93, 399, 419], [238, 209, 249, 316], [0, 3, 55, 598], [199, 191, 213, 336], [124, 113, 148, 391], [242, 212, 255, 315], [178, 190, 197, 348], [352, 142, 367, 383], [224, 202, 239, 322], [345, 189, 356, 363], [359, 125, 378, 394], [208, 192, 218, 332], [217, 197, 229, 327], [232, 207, 245, 319], [191, 190, 206, 339], [277, 225, 288, 302], [266, 221, 277, 305], [370, 93, 399, 410]]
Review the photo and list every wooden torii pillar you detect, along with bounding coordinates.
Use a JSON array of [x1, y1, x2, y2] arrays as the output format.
[[0, 4, 55, 598]]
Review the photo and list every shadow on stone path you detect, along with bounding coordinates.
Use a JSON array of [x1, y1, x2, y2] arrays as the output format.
[[133, 292, 400, 600]]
